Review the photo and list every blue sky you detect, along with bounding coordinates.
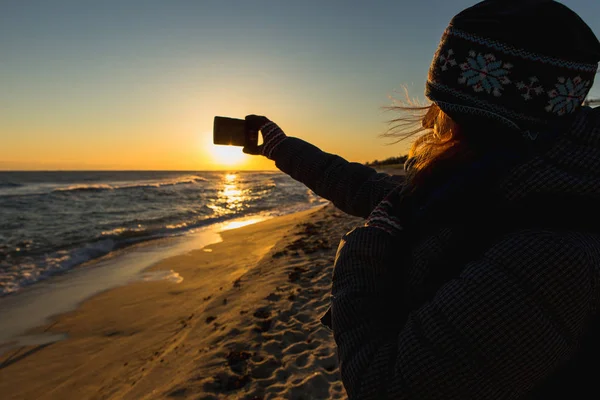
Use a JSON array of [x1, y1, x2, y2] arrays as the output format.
[[1, 0, 599, 170]]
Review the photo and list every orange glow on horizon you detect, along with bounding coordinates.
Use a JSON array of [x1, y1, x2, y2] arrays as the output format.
[[211, 144, 246, 167]]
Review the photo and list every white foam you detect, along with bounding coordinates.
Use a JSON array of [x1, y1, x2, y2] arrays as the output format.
[[139, 270, 183, 284], [0, 228, 221, 349]]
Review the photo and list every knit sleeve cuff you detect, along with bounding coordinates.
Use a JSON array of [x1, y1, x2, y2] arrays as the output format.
[[260, 122, 288, 159]]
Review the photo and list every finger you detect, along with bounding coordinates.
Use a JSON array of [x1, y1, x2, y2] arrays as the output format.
[[245, 115, 270, 131], [248, 130, 259, 142], [243, 144, 263, 155]]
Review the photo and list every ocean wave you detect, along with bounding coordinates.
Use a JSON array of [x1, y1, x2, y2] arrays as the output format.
[[100, 215, 215, 242], [52, 175, 208, 194], [0, 201, 328, 296], [0, 171, 321, 296], [0, 239, 116, 296], [100, 227, 151, 239], [53, 184, 114, 193], [250, 182, 277, 192], [0, 182, 24, 189], [1, 212, 234, 295]]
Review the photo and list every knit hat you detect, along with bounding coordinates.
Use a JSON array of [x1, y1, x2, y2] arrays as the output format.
[[426, 0, 600, 141]]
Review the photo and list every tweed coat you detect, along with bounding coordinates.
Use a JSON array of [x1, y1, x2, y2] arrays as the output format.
[[271, 106, 600, 399]]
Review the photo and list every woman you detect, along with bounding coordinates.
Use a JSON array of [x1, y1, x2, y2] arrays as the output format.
[[244, 1, 600, 398]]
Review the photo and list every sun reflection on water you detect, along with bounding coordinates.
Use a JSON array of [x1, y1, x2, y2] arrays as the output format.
[[206, 173, 251, 215], [225, 173, 236, 182]]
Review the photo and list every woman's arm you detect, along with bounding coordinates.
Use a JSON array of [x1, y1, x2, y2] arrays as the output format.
[[331, 228, 596, 399], [255, 119, 405, 218]]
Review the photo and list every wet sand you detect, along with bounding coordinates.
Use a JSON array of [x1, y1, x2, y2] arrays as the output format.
[[0, 204, 362, 399]]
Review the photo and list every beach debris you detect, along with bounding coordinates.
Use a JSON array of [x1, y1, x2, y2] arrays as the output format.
[[206, 316, 217, 324], [223, 298, 228, 305], [203, 295, 212, 301], [233, 277, 242, 288]]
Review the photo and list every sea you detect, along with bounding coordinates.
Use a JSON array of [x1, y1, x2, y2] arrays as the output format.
[[0, 171, 328, 296]]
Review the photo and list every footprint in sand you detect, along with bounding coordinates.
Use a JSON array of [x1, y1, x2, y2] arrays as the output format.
[[294, 352, 310, 368], [226, 350, 252, 374], [249, 356, 281, 380], [253, 308, 271, 319], [288, 267, 308, 283], [289, 372, 331, 399], [262, 340, 283, 355], [284, 342, 310, 355], [254, 318, 272, 333], [293, 312, 312, 324], [265, 292, 281, 302], [316, 353, 338, 372]]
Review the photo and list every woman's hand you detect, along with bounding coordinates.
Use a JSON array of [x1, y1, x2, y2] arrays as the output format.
[[243, 115, 288, 159]]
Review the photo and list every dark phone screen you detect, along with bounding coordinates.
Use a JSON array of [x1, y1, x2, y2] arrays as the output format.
[[213, 117, 246, 146]]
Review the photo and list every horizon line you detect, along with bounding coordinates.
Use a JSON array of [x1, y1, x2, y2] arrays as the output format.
[[0, 169, 283, 173]]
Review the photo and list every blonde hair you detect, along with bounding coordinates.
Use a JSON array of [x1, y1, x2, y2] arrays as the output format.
[[382, 101, 476, 192]]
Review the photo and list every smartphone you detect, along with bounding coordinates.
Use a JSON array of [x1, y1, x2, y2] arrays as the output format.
[[213, 116, 248, 146]]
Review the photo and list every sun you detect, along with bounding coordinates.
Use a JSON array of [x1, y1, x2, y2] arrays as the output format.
[[211, 144, 246, 167]]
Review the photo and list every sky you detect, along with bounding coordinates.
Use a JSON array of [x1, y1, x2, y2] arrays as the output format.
[[1, 0, 599, 171]]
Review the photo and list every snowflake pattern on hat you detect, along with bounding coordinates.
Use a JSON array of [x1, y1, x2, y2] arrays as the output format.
[[436, 49, 593, 118], [546, 76, 591, 115], [439, 49, 457, 71], [516, 77, 544, 100], [428, 22, 599, 140], [458, 51, 513, 97]]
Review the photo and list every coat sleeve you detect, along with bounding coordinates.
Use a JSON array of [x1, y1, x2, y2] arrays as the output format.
[[331, 227, 597, 399], [270, 137, 405, 218]]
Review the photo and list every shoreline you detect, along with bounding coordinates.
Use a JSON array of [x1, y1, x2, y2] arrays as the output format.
[[0, 204, 328, 352], [1, 201, 328, 298], [0, 203, 362, 399]]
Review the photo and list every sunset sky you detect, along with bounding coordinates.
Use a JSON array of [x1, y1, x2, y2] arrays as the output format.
[[2, 0, 599, 171]]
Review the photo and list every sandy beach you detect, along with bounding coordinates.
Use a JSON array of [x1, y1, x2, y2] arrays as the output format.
[[0, 204, 363, 399]]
